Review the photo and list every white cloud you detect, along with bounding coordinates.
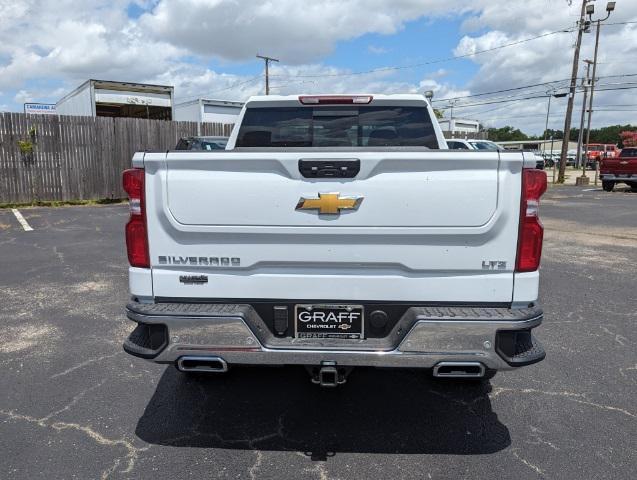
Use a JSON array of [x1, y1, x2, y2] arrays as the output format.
[[0, 0, 636, 134], [447, 0, 637, 132], [0, 0, 183, 89], [139, 0, 470, 63], [0, 0, 473, 105], [13, 86, 67, 106], [14, 90, 32, 104], [368, 45, 390, 55], [149, 62, 468, 106]]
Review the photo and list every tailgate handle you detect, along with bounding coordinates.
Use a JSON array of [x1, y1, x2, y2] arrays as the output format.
[[299, 159, 360, 178]]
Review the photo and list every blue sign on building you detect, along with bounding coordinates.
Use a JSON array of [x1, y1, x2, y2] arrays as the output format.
[[24, 103, 57, 115]]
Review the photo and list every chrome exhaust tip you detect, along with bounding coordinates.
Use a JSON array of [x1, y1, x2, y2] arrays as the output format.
[[177, 356, 228, 373], [433, 362, 485, 378]]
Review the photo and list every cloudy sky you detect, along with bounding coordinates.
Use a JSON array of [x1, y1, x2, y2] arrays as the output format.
[[1, 0, 636, 133]]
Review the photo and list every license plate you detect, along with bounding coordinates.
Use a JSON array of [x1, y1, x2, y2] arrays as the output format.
[[294, 304, 364, 339]]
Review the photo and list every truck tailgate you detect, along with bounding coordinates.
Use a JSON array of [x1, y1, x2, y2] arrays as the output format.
[[602, 156, 637, 175], [143, 150, 523, 303]]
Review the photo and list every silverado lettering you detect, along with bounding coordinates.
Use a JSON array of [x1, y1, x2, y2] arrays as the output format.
[[158, 256, 240, 266]]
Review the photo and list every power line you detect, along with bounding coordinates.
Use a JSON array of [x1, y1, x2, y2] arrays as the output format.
[[433, 72, 637, 104], [482, 104, 637, 120], [272, 21, 631, 82], [439, 93, 561, 110], [164, 20, 636, 103], [604, 21, 637, 26], [432, 79, 571, 103], [270, 26, 576, 79], [173, 75, 262, 102], [437, 82, 637, 111]]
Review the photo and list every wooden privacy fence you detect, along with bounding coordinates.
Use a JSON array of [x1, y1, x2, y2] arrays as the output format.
[[0, 112, 233, 204]]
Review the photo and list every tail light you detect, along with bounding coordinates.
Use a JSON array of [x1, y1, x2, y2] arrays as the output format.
[[516, 169, 547, 272], [123, 168, 149, 268]]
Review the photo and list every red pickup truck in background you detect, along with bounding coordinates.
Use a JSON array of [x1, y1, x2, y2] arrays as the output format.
[[600, 147, 637, 191]]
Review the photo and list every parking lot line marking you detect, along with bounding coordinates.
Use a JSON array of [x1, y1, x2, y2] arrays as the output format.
[[11, 208, 33, 231]]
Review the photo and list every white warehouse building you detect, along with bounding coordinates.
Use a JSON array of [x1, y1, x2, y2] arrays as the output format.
[[56, 79, 175, 120], [437, 118, 481, 135], [174, 98, 244, 126]]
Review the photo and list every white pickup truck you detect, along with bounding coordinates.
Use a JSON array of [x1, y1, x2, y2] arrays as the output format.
[[122, 94, 546, 386]]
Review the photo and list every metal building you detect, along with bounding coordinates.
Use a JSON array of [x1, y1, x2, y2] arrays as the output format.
[[174, 98, 243, 125], [437, 118, 481, 135], [56, 79, 174, 120]]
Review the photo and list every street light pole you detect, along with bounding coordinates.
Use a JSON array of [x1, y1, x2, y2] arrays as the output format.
[[542, 93, 553, 156], [550, 135, 556, 183], [577, 61, 592, 181], [584, 2, 615, 184], [543, 91, 567, 181]]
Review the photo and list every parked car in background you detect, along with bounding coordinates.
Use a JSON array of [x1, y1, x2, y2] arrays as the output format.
[[542, 152, 559, 168], [531, 152, 545, 170], [600, 147, 637, 191], [175, 136, 228, 151], [559, 151, 576, 167], [468, 140, 502, 151], [446, 139, 475, 150]]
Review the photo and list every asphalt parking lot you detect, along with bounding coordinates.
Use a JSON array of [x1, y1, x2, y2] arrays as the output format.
[[1, 185, 636, 480]]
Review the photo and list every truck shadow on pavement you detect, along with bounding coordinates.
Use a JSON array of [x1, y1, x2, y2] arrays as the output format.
[[135, 366, 510, 458]]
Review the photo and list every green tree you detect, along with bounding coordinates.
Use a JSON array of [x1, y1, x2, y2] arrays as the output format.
[[485, 126, 529, 142], [540, 125, 637, 147], [540, 129, 564, 140], [590, 125, 637, 146]]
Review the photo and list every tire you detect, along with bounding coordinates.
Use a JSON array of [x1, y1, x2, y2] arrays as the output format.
[[629, 183, 637, 192], [602, 181, 615, 192]]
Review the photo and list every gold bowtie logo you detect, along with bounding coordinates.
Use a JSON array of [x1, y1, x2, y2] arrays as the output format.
[[296, 193, 363, 215]]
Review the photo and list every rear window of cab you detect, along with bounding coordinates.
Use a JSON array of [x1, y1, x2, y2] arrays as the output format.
[[620, 148, 637, 157], [236, 106, 439, 149]]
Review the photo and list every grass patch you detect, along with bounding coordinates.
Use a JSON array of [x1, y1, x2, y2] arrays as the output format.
[[0, 198, 126, 209]]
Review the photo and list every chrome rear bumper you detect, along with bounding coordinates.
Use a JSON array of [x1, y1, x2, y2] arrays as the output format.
[[600, 174, 635, 181], [124, 302, 544, 371]]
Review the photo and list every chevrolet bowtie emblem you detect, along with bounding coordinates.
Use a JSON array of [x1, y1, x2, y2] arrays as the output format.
[[296, 193, 363, 215]]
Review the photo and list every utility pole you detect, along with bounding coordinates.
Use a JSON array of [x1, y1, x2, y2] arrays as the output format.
[[584, 2, 616, 185], [557, 0, 590, 183], [576, 60, 592, 183], [256, 54, 279, 95]]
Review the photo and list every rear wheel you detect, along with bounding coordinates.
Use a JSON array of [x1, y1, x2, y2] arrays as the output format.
[[602, 181, 615, 192]]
